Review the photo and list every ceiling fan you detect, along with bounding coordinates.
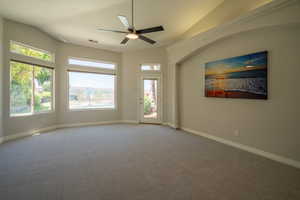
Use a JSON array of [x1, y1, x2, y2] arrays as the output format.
[[97, 0, 164, 45]]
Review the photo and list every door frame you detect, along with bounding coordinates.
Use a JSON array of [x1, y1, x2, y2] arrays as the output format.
[[138, 74, 163, 124]]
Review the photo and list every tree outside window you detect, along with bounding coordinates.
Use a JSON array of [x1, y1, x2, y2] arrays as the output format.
[[10, 61, 53, 116]]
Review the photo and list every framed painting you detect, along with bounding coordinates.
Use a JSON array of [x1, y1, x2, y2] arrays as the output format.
[[205, 51, 268, 99]]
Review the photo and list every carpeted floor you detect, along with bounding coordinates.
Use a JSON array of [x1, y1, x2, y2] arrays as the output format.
[[0, 124, 299, 200]]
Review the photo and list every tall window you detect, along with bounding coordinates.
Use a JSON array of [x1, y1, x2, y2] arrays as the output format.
[[10, 61, 54, 116], [68, 58, 116, 110]]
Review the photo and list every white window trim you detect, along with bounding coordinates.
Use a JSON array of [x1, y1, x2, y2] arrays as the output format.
[[138, 74, 163, 124], [66, 59, 118, 112], [9, 60, 55, 118], [138, 63, 163, 123], [68, 56, 116, 71], [141, 63, 161, 72], [10, 40, 55, 63], [67, 66, 116, 75]]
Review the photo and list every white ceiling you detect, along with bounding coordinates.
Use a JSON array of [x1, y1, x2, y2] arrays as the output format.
[[0, 0, 224, 51]]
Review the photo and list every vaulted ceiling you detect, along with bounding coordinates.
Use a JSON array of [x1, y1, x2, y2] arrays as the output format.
[[0, 0, 224, 51]]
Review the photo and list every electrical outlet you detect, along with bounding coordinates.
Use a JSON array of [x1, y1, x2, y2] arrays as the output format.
[[234, 130, 240, 136]]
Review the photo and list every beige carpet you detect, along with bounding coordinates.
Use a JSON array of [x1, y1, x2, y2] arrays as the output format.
[[0, 124, 299, 200]]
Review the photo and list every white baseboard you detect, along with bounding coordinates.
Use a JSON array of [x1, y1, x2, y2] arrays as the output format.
[[120, 120, 139, 124], [162, 122, 177, 128], [2, 120, 139, 143], [2, 122, 299, 169], [3, 125, 58, 143], [56, 120, 122, 129], [181, 127, 300, 169]]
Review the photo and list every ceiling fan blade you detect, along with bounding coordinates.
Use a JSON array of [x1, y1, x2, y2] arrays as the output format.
[[136, 26, 164, 34], [121, 37, 130, 44], [98, 28, 128, 33], [128, 28, 134, 32], [118, 15, 130, 29], [139, 35, 156, 44]]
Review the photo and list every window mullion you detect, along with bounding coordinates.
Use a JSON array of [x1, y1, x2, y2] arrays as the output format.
[[51, 70, 54, 111], [32, 66, 35, 114], [10, 60, 54, 117]]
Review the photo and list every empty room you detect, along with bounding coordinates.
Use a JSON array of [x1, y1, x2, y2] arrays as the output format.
[[0, 0, 300, 199]]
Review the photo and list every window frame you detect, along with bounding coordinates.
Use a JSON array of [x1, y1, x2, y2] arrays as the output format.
[[10, 40, 55, 63], [66, 57, 118, 112], [138, 63, 163, 123], [68, 57, 116, 70], [9, 59, 55, 117], [140, 63, 161, 72]]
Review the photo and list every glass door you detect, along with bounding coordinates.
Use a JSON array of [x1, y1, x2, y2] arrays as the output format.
[[140, 76, 162, 123]]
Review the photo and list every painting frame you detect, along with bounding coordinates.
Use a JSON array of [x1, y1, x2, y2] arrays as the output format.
[[204, 51, 268, 99]]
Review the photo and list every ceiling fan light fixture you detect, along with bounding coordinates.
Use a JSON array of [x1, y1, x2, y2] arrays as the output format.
[[126, 33, 139, 39], [97, 0, 164, 45]]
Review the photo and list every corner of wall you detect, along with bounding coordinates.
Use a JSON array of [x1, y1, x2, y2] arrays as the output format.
[[0, 16, 4, 139]]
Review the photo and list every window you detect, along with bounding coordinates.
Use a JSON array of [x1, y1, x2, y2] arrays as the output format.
[[67, 57, 117, 110], [68, 72, 115, 110], [68, 58, 115, 70], [10, 41, 54, 62], [141, 64, 160, 71], [10, 61, 54, 116]]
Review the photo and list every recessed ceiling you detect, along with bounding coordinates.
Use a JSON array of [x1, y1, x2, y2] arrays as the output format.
[[0, 0, 224, 52]]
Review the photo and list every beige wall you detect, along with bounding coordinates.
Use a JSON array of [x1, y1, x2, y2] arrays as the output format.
[[121, 47, 167, 122], [178, 25, 300, 161], [2, 19, 123, 137], [167, 0, 300, 130], [0, 18, 169, 137], [56, 43, 122, 125], [0, 17, 3, 138], [3, 19, 59, 137]]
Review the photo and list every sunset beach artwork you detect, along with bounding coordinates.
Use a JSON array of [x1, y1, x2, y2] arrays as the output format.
[[205, 51, 268, 99]]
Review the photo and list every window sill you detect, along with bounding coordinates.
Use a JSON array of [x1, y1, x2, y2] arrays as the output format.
[[68, 107, 117, 112], [10, 111, 55, 118]]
